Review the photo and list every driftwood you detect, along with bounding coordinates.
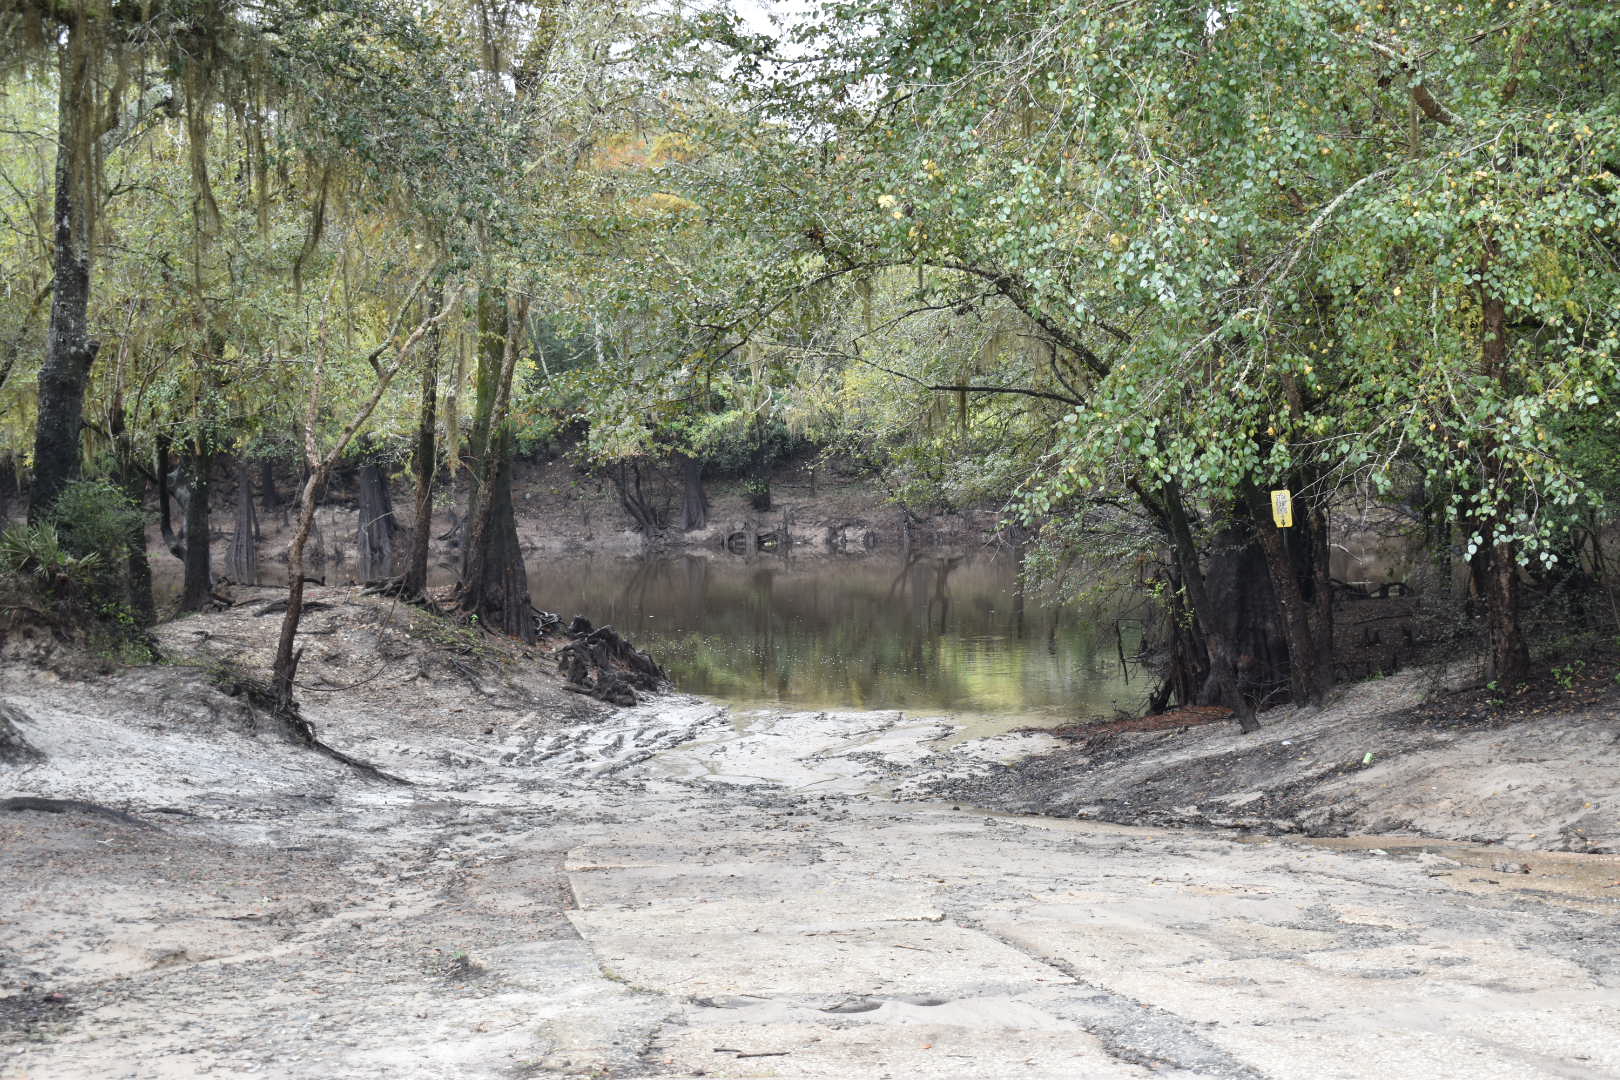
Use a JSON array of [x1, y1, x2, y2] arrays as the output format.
[[725, 529, 783, 554], [255, 599, 333, 617], [552, 619, 667, 707]]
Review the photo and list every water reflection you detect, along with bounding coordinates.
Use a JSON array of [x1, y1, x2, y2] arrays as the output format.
[[530, 552, 1145, 722]]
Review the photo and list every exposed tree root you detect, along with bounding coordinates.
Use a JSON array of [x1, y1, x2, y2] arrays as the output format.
[[360, 576, 436, 611], [0, 796, 152, 828], [212, 671, 410, 785]]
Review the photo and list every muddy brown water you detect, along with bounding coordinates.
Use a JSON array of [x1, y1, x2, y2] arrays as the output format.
[[157, 539, 1142, 725], [527, 552, 1144, 723]]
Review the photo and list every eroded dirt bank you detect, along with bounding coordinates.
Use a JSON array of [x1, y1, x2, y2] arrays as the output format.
[[922, 670, 1620, 855], [3, 591, 1618, 1079]]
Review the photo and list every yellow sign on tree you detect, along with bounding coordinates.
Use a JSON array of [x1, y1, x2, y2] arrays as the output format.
[[1270, 489, 1294, 528]]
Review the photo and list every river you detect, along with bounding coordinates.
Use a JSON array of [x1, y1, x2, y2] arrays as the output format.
[[529, 551, 1146, 725]]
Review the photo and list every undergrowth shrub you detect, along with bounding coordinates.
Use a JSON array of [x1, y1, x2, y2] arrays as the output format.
[[0, 479, 153, 661]]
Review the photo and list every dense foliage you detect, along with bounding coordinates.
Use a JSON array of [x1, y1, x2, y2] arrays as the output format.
[[2, 0, 1617, 715]]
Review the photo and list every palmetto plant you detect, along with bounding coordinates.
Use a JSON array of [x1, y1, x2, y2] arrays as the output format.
[[0, 524, 104, 590]]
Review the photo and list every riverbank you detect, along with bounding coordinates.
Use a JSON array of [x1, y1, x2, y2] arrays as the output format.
[[144, 459, 1005, 604], [3, 591, 1618, 1078], [918, 663, 1620, 854]]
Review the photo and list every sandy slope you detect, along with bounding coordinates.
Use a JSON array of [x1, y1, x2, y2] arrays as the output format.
[[2, 591, 1618, 1079], [919, 668, 1620, 854]]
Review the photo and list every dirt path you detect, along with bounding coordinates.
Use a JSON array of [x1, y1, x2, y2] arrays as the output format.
[[3, 605, 1618, 1079]]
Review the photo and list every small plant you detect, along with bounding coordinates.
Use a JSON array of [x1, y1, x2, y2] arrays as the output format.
[[442, 949, 484, 980], [1552, 660, 1585, 691]]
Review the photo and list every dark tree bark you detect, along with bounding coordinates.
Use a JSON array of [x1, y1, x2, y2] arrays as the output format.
[[30, 35, 100, 522], [1475, 541, 1530, 686], [1199, 520, 1290, 719], [1303, 500, 1335, 684], [459, 294, 500, 559], [258, 458, 279, 518], [458, 288, 532, 640], [229, 458, 259, 585], [179, 446, 212, 611], [1159, 484, 1259, 732], [109, 393, 155, 626], [678, 453, 708, 532], [156, 434, 182, 559], [0, 455, 16, 525], [464, 435, 530, 637], [611, 461, 665, 535], [1151, 558, 1202, 713], [403, 302, 441, 597], [1244, 482, 1332, 705], [355, 462, 398, 584]]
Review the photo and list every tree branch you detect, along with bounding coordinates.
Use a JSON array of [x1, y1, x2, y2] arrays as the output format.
[[96, 83, 173, 158], [1367, 38, 1461, 127], [362, 264, 439, 375], [851, 347, 1082, 407]]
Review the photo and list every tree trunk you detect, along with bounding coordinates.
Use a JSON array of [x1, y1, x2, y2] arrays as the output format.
[[355, 462, 398, 583], [229, 458, 259, 585], [1304, 500, 1335, 685], [460, 289, 501, 577], [180, 446, 212, 611], [156, 434, 182, 559], [1477, 249, 1529, 687], [1161, 484, 1259, 732], [0, 455, 16, 526], [110, 394, 154, 626], [1477, 540, 1530, 686], [612, 461, 663, 535], [678, 453, 708, 531], [271, 470, 322, 709], [459, 288, 532, 639], [466, 434, 531, 638], [402, 304, 440, 597], [258, 458, 279, 518], [1156, 558, 1204, 710], [1244, 483, 1331, 705], [30, 34, 100, 522]]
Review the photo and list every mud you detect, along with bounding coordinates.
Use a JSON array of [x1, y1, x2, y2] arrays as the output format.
[[918, 666, 1620, 854], [2, 591, 1618, 1079]]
